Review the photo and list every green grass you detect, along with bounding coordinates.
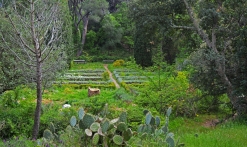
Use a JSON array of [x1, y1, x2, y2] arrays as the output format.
[[179, 123, 247, 147], [168, 116, 247, 147], [70, 62, 105, 70]]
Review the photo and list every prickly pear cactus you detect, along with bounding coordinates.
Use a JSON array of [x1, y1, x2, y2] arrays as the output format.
[[123, 128, 133, 141], [90, 122, 100, 132], [145, 112, 152, 125], [78, 108, 84, 120], [136, 107, 179, 146], [155, 116, 160, 127], [110, 118, 119, 124], [166, 107, 172, 117], [79, 114, 95, 129], [119, 111, 127, 123], [49, 122, 55, 133], [166, 133, 175, 147], [44, 107, 135, 147], [113, 135, 123, 145], [70, 116, 77, 127], [143, 109, 149, 115], [101, 119, 110, 133], [117, 122, 127, 132], [92, 133, 100, 145], [150, 117, 155, 125], [43, 129, 54, 141], [137, 124, 144, 133], [85, 128, 93, 136]]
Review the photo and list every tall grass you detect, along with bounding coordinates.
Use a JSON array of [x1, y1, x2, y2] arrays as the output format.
[[170, 117, 247, 147]]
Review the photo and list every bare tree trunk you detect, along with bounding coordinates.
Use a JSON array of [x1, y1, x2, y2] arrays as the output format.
[[30, 0, 42, 139], [77, 15, 89, 57], [32, 61, 42, 139]]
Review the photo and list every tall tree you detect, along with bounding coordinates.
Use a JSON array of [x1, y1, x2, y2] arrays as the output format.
[[129, 0, 180, 66], [129, 0, 247, 117], [68, 0, 108, 56], [98, 14, 123, 51], [181, 0, 247, 117], [1, 0, 67, 139]]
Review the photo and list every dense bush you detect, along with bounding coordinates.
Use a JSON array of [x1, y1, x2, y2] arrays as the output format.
[[136, 71, 201, 117], [113, 59, 125, 67], [39, 103, 77, 138], [0, 100, 35, 138], [0, 87, 35, 138]]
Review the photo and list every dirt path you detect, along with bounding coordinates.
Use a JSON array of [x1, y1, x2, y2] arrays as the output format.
[[104, 64, 120, 89]]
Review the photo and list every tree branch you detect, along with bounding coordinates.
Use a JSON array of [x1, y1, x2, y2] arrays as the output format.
[[5, 11, 36, 54], [182, 0, 212, 48], [1, 33, 36, 67]]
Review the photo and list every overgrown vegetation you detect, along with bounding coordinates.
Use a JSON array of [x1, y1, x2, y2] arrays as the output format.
[[0, 0, 247, 146]]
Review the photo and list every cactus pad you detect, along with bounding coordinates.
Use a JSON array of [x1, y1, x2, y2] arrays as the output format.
[[65, 125, 72, 133], [108, 122, 114, 131], [145, 112, 152, 125], [90, 122, 100, 132], [137, 124, 144, 133], [79, 114, 95, 129], [123, 128, 133, 141], [70, 116, 77, 127], [117, 122, 127, 132], [143, 109, 149, 115], [101, 119, 110, 133], [85, 128, 93, 136], [119, 111, 127, 123], [150, 117, 155, 125], [110, 118, 119, 124], [166, 136, 175, 147], [166, 107, 172, 117], [155, 116, 160, 127], [49, 122, 55, 133], [78, 108, 84, 119], [92, 133, 100, 145], [162, 124, 169, 134], [113, 135, 123, 145], [43, 129, 54, 141]]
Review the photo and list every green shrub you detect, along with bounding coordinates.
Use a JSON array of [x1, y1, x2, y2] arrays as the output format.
[[136, 71, 201, 117], [102, 71, 109, 81], [113, 59, 125, 67], [0, 103, 35, 138], [39, 103, 77, 138]]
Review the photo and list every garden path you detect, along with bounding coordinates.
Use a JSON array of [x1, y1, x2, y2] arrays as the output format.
[[103, 64, 120, 88]]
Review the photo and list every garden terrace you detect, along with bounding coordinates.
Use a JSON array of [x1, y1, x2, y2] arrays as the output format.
[[67, 69, 105, 73], [112, 68, 154, 92], [64, 73, 103, 76], [60, 76, 103, 81], [54, 81, 109, 84], [55, 68, 114, 88], [115, 75, 149, 80]]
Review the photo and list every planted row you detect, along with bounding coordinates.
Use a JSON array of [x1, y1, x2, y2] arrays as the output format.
[[64, 73, 103, 76], [67, 69, 105, 73], [60, 76, 103, 81], [54, 81, 110, 84]]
